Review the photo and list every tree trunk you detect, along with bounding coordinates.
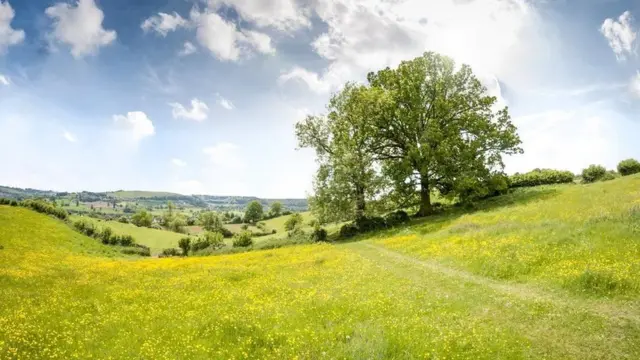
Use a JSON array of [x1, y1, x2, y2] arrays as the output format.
[[355, 185, 366, 220], [416, 175, 432, 217]]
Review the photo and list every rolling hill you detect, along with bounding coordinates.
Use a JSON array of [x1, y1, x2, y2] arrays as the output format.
[[1, 175, 640, 358]]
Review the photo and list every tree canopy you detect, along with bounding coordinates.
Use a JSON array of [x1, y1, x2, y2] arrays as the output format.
[[296, 51, 522, 222], [244, 201, 264, 224]]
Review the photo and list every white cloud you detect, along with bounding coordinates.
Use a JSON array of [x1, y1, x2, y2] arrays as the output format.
[[203, 142, 244, 168], [216, 93, 235, 110], [278, 66, 332, 94], [0, 1, 24, 53], [169, 98, 209, 121], [113, 111, 155, 141], [178, 41, 196, 56], [190, 9, 274, 61], [141, 12, 189, 36], [172, 180, 204, 195], [62, 130, 77, 143], [0, 73, 9, 85], [45, 0, 116, 58], [281, 0, 542, 95], [208, 0, 309, 31], [171, 158, 187, 167], [600, 11, 637, 61], [629, 71, 640, 98]]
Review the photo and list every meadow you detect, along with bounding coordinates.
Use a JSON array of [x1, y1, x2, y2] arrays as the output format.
[[1, 176, 640, 358]]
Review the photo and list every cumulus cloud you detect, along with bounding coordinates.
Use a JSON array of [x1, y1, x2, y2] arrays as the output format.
[[203, 142, 244, 168], [45, 0, 116, 58], [216, 93, 235, 110], [178, 41, 197, 56], [171, 158, 187, 167], [208, 0, 309, 31], [113, 111, 155, 141], [0, 73, 9, 85], [169, 98, 209, 121], [62, 130, 77, 143], [601, 11, 636, 61], [190, 9, 274, 61], [0, 0, 24, 53], [280, 0, 541, 96], [141, 12, 189, 36]]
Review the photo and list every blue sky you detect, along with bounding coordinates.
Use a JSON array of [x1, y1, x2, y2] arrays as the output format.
[[1, 0, 640, 198]]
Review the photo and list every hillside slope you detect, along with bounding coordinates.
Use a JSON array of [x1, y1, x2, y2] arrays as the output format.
[[1, 177, 640, 359]]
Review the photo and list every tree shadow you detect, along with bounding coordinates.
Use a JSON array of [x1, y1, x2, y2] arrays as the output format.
[[333, 186, 563, 243]]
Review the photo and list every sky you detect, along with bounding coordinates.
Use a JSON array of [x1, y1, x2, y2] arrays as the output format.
[[1, 0, 640, 198]]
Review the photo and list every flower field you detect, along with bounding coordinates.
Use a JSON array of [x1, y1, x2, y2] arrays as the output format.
[[2, 176, 640, 359]]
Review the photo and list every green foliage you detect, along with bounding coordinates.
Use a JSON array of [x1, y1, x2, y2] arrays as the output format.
[[269, 201, 283, 218], [244, 201, 264, 224], [284, 213, 304, 231], [339, 223, 359, 238], [256, 222, 267, 232], [168, 217, 187, 233], [581, 165, 607, 183], [73, 219, 97, 237], [232, 231, 253, 247], [355, 216, 387, 233], [160, 248, 180, 257], [117, 216, 129, 224], [601, 171, 619, 182], [617, 158, 640, 176], [192, 231, 225, 252], [509, 169, 575, 188], [310, 227, 328, 242], [384, 210, 410, 227], [131, 209, 153, 227], [120, 245, 150, 257], [20, 199, 69, 220], [73, 219, 136, 247], [178, 237, 191, 256], [199, 211, 223, 232]]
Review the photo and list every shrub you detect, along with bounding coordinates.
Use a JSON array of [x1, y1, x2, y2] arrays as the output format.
[[161, 248, 180, 257], [20, 199, 68, 220], [509, 169, 575, 188], [241, 224, 249, 230], [271, 229, 277, 234], [73, 219, 97, 237], [284, 213, 304, 231], [232, 231, 253, 247], [98, 227, 114, 244], [178, 237, 191, 256], [384, 210, 410, 227], [617, 158, 640, 176], [10, 200, 18, 206], [0, 198, 10, 205], [601, 171, 618, 182], [117, 216, 129, 224], [339, 223, 359, 239], [220, 227, 234, 238], [192, 231, 225, 252], [131, 209, 153, 227], [582, 165, 607, 183], [121, 246, 150, 257], [310, 227, 328, 242], [355, 216, 387, 232], [117, 234, 135, 247], [287, 227, 306, 239]]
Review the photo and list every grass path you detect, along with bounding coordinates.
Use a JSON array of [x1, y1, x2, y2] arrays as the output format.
[[351, 241, 640, 325]]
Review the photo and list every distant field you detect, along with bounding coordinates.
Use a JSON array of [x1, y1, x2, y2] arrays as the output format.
[[70, 216, 184, 254]]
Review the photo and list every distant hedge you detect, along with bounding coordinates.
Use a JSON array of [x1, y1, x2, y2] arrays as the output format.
[[509, 169, 575, 188], [19, 199, 69, 220]]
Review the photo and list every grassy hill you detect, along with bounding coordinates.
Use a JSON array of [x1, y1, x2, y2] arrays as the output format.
[[2, 176, 640, 358], [108, 190, 185, 199]]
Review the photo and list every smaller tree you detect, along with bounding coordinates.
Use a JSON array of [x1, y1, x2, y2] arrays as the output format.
[[269, 201, 283, 218], [199, 211, 223, 232], [617, 158, 640, 176], [244, 201, 264, 224], [581, 165, 607, 183], [232, 231, 253, 247], [131, 209, 153, 227], [284, 213, 303, 231], [178, 237, 191, 256]]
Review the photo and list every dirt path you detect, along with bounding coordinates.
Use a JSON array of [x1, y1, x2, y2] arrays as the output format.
[[348, 241, 640, 326]]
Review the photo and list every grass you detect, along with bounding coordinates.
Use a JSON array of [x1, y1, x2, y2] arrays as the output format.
[[70, 216, 184, 255], [1, 175, 640, 358]]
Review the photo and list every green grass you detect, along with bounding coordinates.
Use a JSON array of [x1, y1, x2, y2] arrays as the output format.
[[70, 216, 184, 254], [2, 175, 640, 358]]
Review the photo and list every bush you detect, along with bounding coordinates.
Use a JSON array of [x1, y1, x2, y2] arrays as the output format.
[[582, 165, 607, 183], [287, 227, 306, 239], [355, 216, 387, 232], [232, 231, 253, 247], [384, 210, 410, 227], [20, 199, 68, 220], [220, 227, 234, 238], [310, 227, 328, 242], [121, 246, 151, 257], [271, 229, 277, 234], [284, 213, 304, 231], [10, 200, 18, 206], [0, 198, 10, 205], [192, 231, 225, 252], [161, 248, 180, 257], [131, 209, 153, 227], [73, 219, 97, 237], [178, 237, 191, 256], [509, 169, 575, 188], [601, 171, 618, 182], [117, 216, 129, 224], [617, 158, 640, 176], [98, 227, 114, 244], [339, 223, 359, 239], [116, 234, 135, 247]]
